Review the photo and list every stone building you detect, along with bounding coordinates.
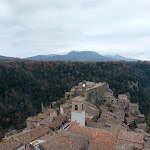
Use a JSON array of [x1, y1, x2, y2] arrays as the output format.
[[118, 94, 128, 100], [129, 103, 139, 116], [60, 103, 72, 116], [66, 80, 110, 105]]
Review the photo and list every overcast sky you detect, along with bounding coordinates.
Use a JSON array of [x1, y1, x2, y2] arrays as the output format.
[[0, 0, 150, 60]]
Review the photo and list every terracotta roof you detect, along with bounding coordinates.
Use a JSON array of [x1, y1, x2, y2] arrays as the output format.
[[37, 113, 49, 119], [111, 104, 119, 108], [47, 109, 56, 114], [65, 92, 72, 95], [39, 131, 88, 150], [84, 101, 97, 109], [71, 96, 86, 102], [118, 130, 144, 144], [60, 103, 71, 110], [0, 137, 23, 150], [67, 122, 118, 146], [109, 125, 127, 133], [50, 115, 65, 129], [85, 104, 99, 119], [116, 140, 143, 150], [97, 114, 119, 126], [118, 94, 128, 100], [138, 113, 145, 118], [129, 103, 139, 107], [88, 140, 117, 150], [40, 116, 53, 126], [99, 106, 108, 112], [12, 127, 50, 145]]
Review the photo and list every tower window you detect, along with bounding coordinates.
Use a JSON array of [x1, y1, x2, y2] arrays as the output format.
[[75, 105, 78, 110], [82, 104, 84, 110]]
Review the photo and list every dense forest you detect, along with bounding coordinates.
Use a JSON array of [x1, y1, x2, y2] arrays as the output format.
[[0, 60, 150, 140]]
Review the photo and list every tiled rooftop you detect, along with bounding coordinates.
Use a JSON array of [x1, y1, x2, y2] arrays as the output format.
[[0, 137, 22, 150], [49, 115, 65, 129], [10, 127, 51, 145], [47, 108, 57, 114], [118, 94, 128, 100], [71, 96, 86, 102], [40, 116, 53, 126], [37, 113, 49, 119], [39, 131, 88, 150], [67, 122, 118, 146], [88, 140, 117, 150], [111, 104, 119, 108], [118, 130, 144, 144]]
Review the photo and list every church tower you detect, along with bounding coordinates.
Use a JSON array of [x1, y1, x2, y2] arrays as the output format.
[[71, 96, 86, 126]]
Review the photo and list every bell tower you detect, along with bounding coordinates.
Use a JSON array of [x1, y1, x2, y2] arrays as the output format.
[[71, 96, 86, 126]]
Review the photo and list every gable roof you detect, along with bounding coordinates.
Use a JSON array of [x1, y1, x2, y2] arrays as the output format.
[[71, 96, 86, 102], [118, 130, 144, 144], [11, 127, 50, 145], [0, 137, 23, 150], [67, 122, 118, 146], [39, 131, 88, 150]]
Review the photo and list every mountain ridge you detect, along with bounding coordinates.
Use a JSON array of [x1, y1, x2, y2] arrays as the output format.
[[0, 51, 140, 62], [24, 51, 140, 62]]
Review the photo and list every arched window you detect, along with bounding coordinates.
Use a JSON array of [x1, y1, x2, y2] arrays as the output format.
[[75, 105, 78, 110]]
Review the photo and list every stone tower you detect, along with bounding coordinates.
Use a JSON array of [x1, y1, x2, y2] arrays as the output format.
[[71, 96, 86, 126]]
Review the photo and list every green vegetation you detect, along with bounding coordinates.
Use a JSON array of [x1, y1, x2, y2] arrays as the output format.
[[0, 60, 150, 139]]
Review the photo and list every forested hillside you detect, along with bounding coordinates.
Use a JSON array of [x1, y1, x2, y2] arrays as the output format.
[[0, 60, 150, 140]]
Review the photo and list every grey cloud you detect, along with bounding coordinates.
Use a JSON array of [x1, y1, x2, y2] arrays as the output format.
[[0, 0, 150, 60]]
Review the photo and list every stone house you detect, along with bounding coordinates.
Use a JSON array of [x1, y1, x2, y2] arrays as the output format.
[[26, 113, 49, 129], [47, 108, 57, 117], [129, 103, 139, 116], [0, 127, 51, 150], [118, 94, 128, 100], [60, 103, 72, 116]]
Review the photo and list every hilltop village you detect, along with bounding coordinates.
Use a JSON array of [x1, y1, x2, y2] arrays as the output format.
[[0, 81, 150, 150]]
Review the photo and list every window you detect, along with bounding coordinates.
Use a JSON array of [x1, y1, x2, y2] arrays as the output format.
[[82, 104, 84, 110], [75, 105, 78, 110]]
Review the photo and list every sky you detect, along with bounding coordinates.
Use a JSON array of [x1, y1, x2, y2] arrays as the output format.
[[0, 0, 150, 60]]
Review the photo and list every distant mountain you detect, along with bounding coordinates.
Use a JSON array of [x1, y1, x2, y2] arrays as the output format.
[[0, 51, 140, 62], [25, 54, 56, 61], [25, 51, 115, 62], [0, 55, 19, 60], [106, 55, 139, 61]]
